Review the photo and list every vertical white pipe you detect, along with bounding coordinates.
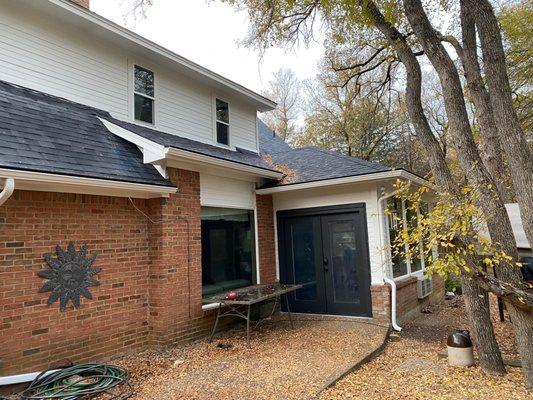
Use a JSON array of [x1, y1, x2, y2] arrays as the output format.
[[377, 187, 402, 331]]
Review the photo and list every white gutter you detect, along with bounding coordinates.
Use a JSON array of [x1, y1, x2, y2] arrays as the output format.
[[256, 170, 431, 194], [0, 178, 15, 206], [165, 148, 284, 180], [377, 187, 403, 332], [0, 169, 176, 199]]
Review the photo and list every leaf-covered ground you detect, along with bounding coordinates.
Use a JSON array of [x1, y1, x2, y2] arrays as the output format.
[[320, 295, 530, 400], [104, 318, 387, 399]]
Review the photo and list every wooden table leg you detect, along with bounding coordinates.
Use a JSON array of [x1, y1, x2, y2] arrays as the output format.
[[209, 303, 222, 343]]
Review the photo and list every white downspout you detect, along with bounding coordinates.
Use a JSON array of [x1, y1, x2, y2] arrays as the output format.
[[0, 178, 15, 206], [383, 276, 401, 331], [377, 187, 402, 332]]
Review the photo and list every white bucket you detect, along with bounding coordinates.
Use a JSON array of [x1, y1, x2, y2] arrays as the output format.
[[447, 345, 474, 367]]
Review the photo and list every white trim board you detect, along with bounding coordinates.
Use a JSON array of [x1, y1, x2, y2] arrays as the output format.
[[256, 170, 432, 194], [0, 169, 176, 199]]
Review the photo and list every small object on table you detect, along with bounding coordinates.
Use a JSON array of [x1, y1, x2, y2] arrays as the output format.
[[226, 291, 237, 300]]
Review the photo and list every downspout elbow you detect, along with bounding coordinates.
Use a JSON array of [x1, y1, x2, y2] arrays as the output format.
[[0, 178, 15, 206], [384, 276, 402, 331]]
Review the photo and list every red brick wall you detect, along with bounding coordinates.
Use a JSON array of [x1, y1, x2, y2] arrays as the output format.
[[371, 284, 391, 323], [256, 194, 277, 284], [0, 168, 236, 374], [146, 168, 203, 345], [0, 191, 151, 374], [395, 274, 446, 323], [371, 274, 445, 324]]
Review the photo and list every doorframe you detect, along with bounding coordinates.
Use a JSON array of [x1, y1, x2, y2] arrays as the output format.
[[276, 203, 373, 317]]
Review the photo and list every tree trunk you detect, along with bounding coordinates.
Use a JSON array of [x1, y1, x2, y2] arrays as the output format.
[[458, 1, 510, 202], [461, 274, 506, 374], [362, 0, 506, 376], [402, 0, 533, 384], [473, 0, 533, 248]]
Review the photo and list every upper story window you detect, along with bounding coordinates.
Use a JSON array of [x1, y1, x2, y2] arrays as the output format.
[[134, 65, 154, 124], [215, 98, 229, 146]]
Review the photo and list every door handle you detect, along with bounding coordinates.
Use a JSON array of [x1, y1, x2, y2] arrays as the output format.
[[323, 257, 329, 272]]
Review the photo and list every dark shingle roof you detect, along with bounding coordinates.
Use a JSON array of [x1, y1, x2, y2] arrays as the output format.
[[0, 79, 391, 190], [0, 80, 277, 188], [0, 80, 172, 186], [106, 117, 279, 174], [257, 119, 390, 186], [258, 119, 291, 155]]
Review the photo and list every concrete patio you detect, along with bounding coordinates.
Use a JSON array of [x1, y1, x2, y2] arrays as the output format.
[[110, 317, 389, 400]]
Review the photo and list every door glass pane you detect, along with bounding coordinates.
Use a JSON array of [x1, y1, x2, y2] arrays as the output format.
[[290, 219, 317, 301], [328, 220, 359, 304]]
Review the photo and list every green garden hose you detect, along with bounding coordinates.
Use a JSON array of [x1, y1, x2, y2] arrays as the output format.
[[17, 363, 132, 399]]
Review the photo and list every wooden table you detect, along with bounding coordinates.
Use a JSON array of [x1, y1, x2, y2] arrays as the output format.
[[202, 283, 302, 346]]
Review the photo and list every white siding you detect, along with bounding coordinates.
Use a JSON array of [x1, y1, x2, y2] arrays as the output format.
[[0, 4, 128, 117], [272, 183, 385, 285], [229, 100, 259, 151], [0, 1, 260, 152], [200, 173, 255, 209]]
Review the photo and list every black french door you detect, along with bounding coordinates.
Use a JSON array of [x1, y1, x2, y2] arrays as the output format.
[[278, 204, 372, 317]]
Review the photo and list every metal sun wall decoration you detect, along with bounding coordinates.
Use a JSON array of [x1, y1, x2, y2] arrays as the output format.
[[38, 242, 101, 312]]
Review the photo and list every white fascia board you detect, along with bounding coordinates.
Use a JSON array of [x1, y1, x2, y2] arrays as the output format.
[[255, 170, 432, 194], [50, 0, 276, 112], [165, 148, 284, 180], [0, 169, 176, 199]]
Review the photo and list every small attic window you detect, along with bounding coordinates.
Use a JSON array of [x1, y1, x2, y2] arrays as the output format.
[[215, 98, 229, 145], [134, 65, 154, 124]]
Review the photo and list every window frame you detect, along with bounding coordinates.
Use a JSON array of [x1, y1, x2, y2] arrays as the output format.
[[132, 64, 156, 125], [200, 206, 257, 299], [387, 198, 431, 280], [213, 96, 231, 147]]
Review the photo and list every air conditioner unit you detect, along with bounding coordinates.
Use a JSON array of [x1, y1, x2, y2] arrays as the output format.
[[417, 278, 433, 299]]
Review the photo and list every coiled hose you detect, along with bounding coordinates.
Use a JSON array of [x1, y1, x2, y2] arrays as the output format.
[[13, 363, 132, 399]]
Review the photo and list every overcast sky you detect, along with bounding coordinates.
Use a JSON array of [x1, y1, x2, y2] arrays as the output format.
[[91, 0, 324, 94]]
